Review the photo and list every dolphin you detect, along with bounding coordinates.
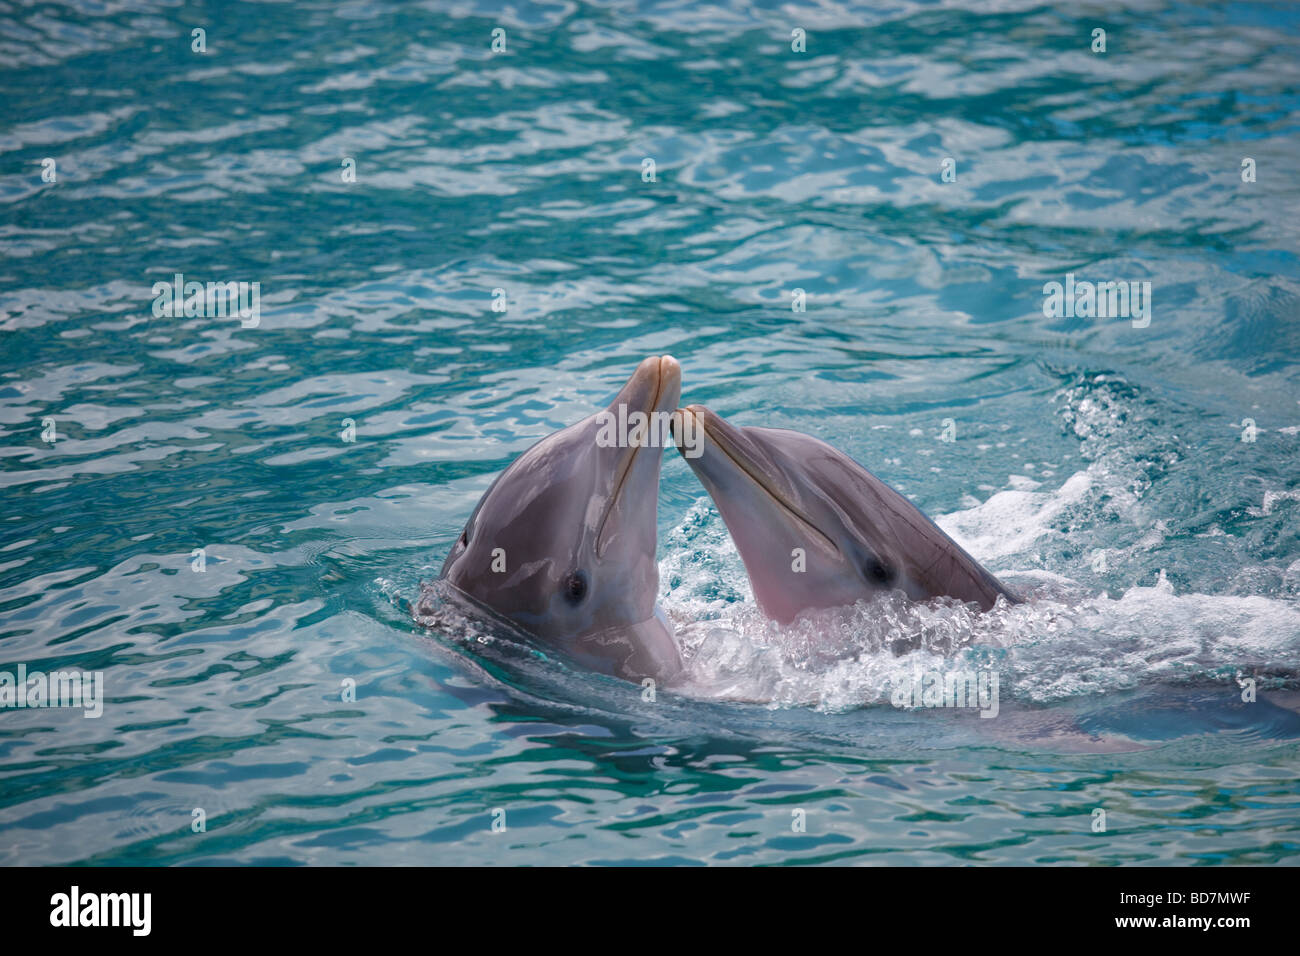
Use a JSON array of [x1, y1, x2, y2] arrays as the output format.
[[429, 357, 684, 683], [671, 404, 1019, 623]]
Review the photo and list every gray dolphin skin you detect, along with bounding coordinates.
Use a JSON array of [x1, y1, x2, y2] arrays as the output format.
[[437, 357, 683, 683], [672, 404, 1019, 623]]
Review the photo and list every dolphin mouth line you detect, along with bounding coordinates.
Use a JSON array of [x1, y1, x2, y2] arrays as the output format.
[[595, 358, 670, 557], [436, 578, 539, 643], [443, 577, 661, 647], [687, 408, 839, 555]]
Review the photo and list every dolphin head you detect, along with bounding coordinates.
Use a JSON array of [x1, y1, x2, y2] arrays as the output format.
[[440, 356, 683, 683], [673, 404, 1016, 623]]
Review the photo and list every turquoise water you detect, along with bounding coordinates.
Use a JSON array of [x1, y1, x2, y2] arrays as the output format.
[[2, 0, 1299, 866]]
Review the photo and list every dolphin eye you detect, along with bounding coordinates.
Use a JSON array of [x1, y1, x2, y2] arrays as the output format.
[[458, 528, 469, 547], [563, 570, 588, 604], [866, 558, 894, 586]]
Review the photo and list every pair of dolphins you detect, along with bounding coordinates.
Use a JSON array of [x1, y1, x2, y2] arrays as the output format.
[[430, 356, 1019, 685]]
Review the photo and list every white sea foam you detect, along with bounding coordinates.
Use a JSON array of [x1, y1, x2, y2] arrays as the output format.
[[660, 499, 1300, 711]]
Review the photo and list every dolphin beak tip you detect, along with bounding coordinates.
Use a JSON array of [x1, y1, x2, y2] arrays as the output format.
[[658, 355, 681, 400], [670, 403, 703, 451], [681, 404, 710, 432]]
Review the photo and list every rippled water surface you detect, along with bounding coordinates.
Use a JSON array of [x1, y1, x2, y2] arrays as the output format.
[[2, 0, 1299, 865]]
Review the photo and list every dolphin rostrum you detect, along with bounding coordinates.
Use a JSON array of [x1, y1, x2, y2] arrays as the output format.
[[431, 357, 685, 683], [671, 404, 1019, 623]]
